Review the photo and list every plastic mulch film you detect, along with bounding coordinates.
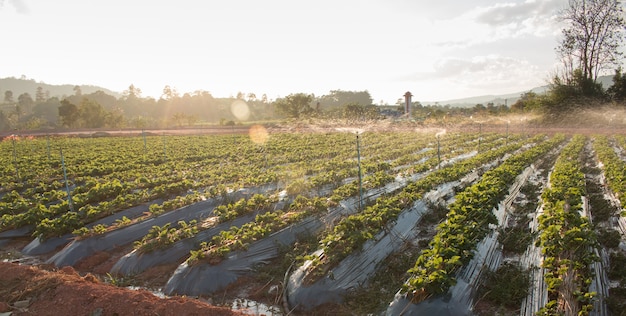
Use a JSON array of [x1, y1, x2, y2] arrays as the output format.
[[163, 214, 325, 296], [22, 200, 163, 256], [285, 178, 468, 311], [386, 165, 535, 316], [286, 158, 505, 311], [286, 200, 431, 310], [110, 209, 265, 276], [162, 162, 449, 297], [0, 225, 32, 248], [47, 197, 220, 267], [46, 187, 265, 267]]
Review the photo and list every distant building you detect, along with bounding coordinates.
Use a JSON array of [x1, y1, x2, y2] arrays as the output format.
[[404, 91, 413, 116]]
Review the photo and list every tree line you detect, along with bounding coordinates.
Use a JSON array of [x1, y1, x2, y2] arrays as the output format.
[[0, 84, 381, 131]]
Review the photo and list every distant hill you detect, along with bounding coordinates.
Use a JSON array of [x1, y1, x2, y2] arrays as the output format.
[[0, 77, 121, 100], [424, 75, 615, 107]]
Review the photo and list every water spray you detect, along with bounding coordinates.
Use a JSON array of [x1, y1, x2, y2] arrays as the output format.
[[435, 129, 446, 169], [60, 147, 74, 212], [356, 132, 363, 210]]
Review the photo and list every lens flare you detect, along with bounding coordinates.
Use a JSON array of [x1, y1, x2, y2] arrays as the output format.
[[249, 125, 269, 144], [231, 100, 250, 121]]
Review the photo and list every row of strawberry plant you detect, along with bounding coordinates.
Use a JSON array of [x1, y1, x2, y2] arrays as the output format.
[[188, 195, 328, 264], [305, 134, 542, 284], [595, 135, 626, 209], [131, 194, 277, 253], [74, 132, 445, 240], [536, 135, 597, 316], [183, 133, 512, 266], [0, 133, 359, 236], [401, 133, 565, 300], [326, 133, 517, 205]]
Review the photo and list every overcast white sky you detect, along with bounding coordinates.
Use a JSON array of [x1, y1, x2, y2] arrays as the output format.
[[0, 0, 566, 104]]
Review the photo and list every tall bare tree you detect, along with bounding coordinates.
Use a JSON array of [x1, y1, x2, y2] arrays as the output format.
[[557, 0, 625, 84]]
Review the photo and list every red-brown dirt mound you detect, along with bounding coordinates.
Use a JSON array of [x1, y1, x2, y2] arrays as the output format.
[[0, 261, 244, 316]]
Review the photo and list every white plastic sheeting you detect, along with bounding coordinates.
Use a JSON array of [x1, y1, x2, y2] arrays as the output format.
[[162, 167, 432, 296], [285, 177, 474, 310], [110, 209, 267, 276], [385, 165, 535, 315], [519, 202, 548, 316], [163, 214, 326, 296], [22, 200, 163, 256], [287, 200, 431, 309], [161, 152, 485, 297], [46, 187, 267, 267]]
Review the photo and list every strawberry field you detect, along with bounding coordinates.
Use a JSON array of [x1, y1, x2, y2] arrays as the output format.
[[1, 127, 626, 315]]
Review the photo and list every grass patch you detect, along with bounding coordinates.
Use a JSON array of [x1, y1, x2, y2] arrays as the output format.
[[498, 225, 535, 255], [477, 263, 530, 311], [342, 245, 420, 315]]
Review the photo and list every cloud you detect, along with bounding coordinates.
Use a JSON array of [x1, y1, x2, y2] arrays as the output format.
[[412, 55, 544, 90], [474, 0, 563, 37], [5, 0, 29, 13]]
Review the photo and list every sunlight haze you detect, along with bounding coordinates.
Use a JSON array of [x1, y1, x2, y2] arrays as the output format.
[[0, 0, 565, 103]]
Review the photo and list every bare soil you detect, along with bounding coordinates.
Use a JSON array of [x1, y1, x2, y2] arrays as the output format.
[[0, 261, 246, 316]]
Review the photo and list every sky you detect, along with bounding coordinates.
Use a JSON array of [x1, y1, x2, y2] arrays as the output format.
[[0, 0, 567, 104]]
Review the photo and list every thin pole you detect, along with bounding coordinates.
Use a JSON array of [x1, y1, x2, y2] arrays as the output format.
[[506, 123, 509, 145], [478, 123, 482, 153], [60, 148, 74, 212], [142, 129, 147, 153], [437, 135, 441, 169], [12, 136, 19, 181], [162, 135, 167, 162], [356, 133, 363, 210], [46, 135, 51, 161]]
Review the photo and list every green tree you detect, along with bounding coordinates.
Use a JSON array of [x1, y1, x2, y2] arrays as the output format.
[[58, 99, 79, 127], [607, 67, 626, 102], [171, 112, 186, 127], [35, 86, 45, 103], [343, 103, 381, 121], [161, 85, 178, 100], [557, 0, 625, 83], [0, 110, 10, 131], [4, 90, 13, 103], [33, 97, 61, 125], [317, 90, 373, 110], [123, 84, 142, 100], [78, 99, 107, 128], [511, 91, 544, 112], [273, 93, 314, 119], [105, 107, 125, 128], [17, 93, 34, 120]]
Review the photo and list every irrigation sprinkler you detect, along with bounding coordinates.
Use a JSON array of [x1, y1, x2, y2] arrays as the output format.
[[46, 135, 51, 161], [356, 132, 363, 210], [60, 148, 74, 212], [11, 135, 19, 181], [506, 121, 509, 145], [437, 135, 440, 169], [335, 127, 365, 209], [142, 129, 147, 153], [162, 134, 167, 162], [435, 129, 446, 169], [478, 122, 482, 153]]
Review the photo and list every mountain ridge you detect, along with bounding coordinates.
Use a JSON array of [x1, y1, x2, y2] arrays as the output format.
[[425, 75, 614, 107], [0, 77, 121, 100]]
